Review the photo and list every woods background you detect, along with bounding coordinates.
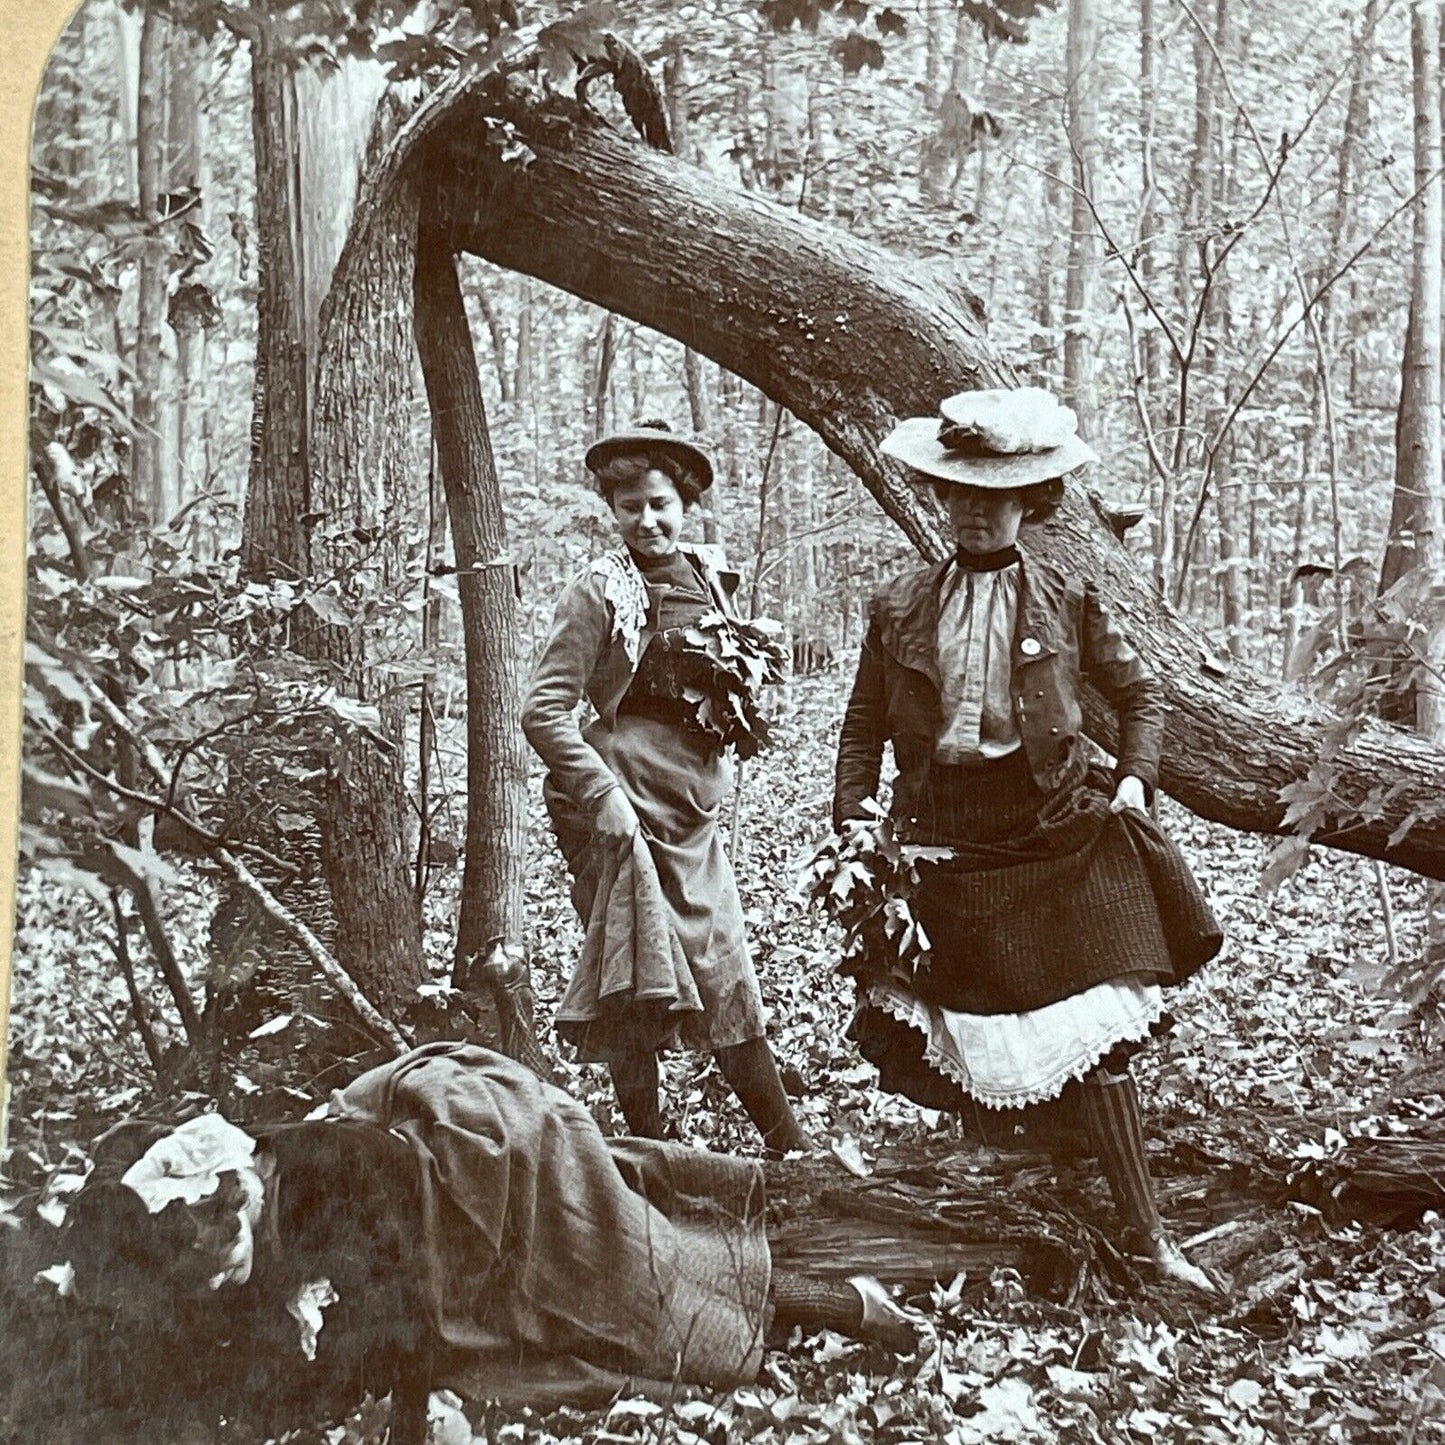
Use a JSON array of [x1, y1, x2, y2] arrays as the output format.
[[7, 1, 1445, 1439]]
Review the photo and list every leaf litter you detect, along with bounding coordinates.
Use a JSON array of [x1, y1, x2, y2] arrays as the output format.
[[5, 673, 1445, 1442]]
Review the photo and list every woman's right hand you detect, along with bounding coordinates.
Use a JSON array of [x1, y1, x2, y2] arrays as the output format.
[[594, 787, 641, 842]]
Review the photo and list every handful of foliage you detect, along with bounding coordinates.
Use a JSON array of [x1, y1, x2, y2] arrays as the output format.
[[649, 611, 788, 759], [804, 806, 954, 982]]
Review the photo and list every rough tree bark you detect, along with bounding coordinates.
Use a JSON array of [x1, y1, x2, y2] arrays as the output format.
[[241, 20, 310, 582], [241, 37, 425, 1020], [1392, 0, 1445, 971], [302, 119, 427, 1018], [402, 82, 1445, 878], [413, 229, 529, 987]]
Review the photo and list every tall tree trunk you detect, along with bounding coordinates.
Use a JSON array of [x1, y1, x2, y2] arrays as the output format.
[[416, 432, 447, 898], [805, 79, 836, 217], [1394, 0, 1445, 971], [413, 82, 1445, 878], [241, 21, 310, 581], [1139, 0, 1175, 593], [921, 8, 972, 205], [413, 233, 528, 987], [1285, 0, 1376, 669], [167, 21, 210, 514], [682, 346, 721, 545], [1137, 0, 1163, 395], [1314, 0, 1376, 434], [1034, 158, 1065, 377], [1213, 423, 1246, 658], [113, 4, 139, 202], [513, 280, 534, 407], [133, 0, 169, 528], [662, 38, 692, 160], [244, 40, 425, 1020], [472, 285, 512, 403], [664, 39, 719, 543], [1213, 20, 1245, 658], [592, 311, 618, 440], [1384, 1, 1443, 600], [1166, 0, 1223, 606], [1063, 0, 1099, 433], [304, 112, 427, 1018]]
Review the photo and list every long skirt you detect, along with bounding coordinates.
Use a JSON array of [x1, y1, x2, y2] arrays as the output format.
[[849, 750, 1222, 1120], [544, 714, 769, 1063]]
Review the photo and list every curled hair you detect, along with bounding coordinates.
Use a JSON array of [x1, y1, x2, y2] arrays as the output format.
[[592, 450, 708, 508], [1019, 477, 1065, 522]]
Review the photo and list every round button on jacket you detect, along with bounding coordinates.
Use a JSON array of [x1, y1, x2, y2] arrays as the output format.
[[1020, 637, 1042, 657]]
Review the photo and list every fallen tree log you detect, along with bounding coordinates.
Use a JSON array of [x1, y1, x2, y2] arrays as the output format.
[[393, 83, 1445, 881], [762, 1106, 1445, 1324]]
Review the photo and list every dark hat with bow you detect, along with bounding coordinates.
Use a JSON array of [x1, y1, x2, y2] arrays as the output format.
[[880, 387, 1098, 488], [585, 419, 715, 491]]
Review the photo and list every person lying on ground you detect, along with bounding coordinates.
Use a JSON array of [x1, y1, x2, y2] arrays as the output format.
[[59, 1042, 914, 1445]]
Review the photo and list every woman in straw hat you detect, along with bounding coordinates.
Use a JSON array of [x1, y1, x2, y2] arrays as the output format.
[[522, 422, 809, 1153], [831, 388, 1223, 1289]]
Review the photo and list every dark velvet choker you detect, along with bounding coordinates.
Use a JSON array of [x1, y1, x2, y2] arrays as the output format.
[[954, 543, 1020, 573]]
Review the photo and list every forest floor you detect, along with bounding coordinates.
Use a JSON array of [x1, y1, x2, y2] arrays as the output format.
[[5, 673, 1445, 1443]]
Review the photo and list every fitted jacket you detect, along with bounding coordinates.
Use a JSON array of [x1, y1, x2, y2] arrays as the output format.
[[832, 546, 1166, 830], [521, 545, 740, 813]]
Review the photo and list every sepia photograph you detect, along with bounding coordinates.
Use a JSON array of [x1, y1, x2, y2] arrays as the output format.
[[5, 0, 1445, 1438]]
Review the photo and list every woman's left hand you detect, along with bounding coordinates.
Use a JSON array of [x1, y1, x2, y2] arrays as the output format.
[[1110, 775, 1148, 815]]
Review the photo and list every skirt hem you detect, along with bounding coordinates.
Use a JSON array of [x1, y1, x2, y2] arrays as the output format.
[[864, 979, 1167, 1111]]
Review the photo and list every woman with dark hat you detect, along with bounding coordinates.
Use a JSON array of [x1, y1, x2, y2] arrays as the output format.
[[522, 422, 809, 1153], [831, 388, 1223, 1289]]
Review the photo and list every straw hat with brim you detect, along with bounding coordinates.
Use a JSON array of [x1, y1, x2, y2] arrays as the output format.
[[585, 425, 715, 491], [880, 387, 1098, 489]]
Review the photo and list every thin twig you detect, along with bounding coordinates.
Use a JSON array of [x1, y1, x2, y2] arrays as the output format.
[[39, 724, 298, 880], [109, 888, 166, 1082], [747, 403, 787, 622], [86, 685, 172, 787], [128, 855, 206, 1047], [1119, 294, 1174, 486], [216, 848, 411, 1055], [81, 679, 408, 1051], [32, 450, 93, 584], [1174, 163, 1445, 594]]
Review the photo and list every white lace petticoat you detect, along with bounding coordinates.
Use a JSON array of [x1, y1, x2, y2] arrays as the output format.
[[865, 974, 1166, 1111]]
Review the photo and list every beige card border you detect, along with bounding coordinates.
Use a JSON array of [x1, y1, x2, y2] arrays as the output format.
[[1, 3, 82, 1113]]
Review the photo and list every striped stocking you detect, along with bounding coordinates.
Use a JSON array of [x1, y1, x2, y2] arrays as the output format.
[[1078, 1065, 1163, 1246]]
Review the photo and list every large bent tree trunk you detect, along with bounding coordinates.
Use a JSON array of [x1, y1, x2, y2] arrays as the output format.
[[320, 63, 1445, 882], [397, 80, 1445, 881]]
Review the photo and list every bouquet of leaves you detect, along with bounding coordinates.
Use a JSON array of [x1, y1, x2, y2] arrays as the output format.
[[649, 611, 789, 759], [804, 804, 954, 983]]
